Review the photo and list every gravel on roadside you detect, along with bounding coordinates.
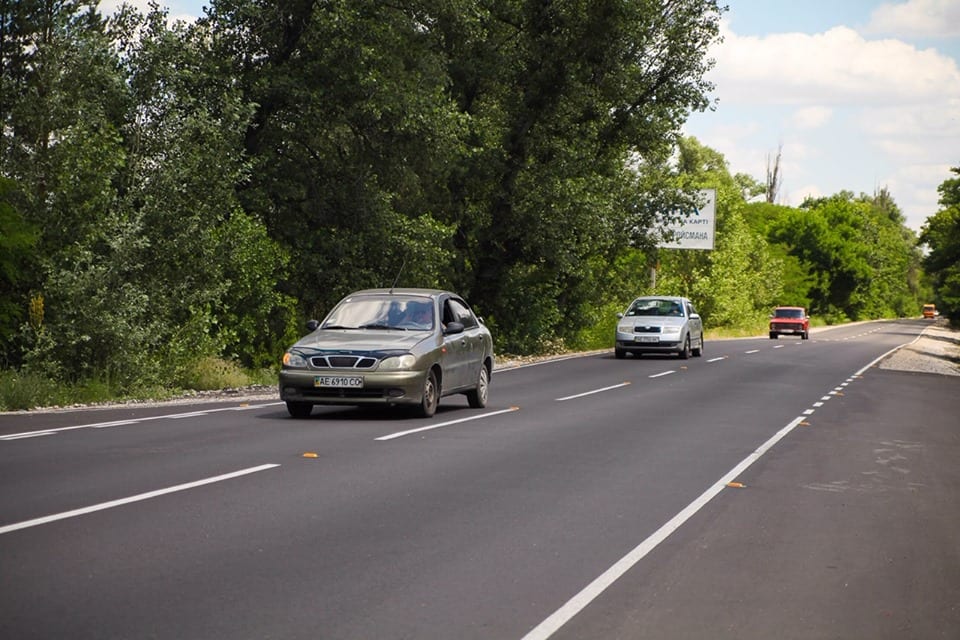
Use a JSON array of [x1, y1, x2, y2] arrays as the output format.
[[877, 317, 960, 377]]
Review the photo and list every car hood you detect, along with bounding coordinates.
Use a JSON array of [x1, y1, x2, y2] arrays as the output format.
[[619, 317, 687, 329], [292, 330, 432, 353]]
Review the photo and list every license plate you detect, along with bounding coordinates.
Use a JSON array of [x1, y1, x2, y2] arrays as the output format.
[[636, 336, 659, 343], [314, 375, 363, 388]]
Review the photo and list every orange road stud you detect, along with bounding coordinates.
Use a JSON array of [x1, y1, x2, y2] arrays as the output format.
[[800, 421, 811, 426], [726, 481, 746, 488], [302, 452, 319, 458]]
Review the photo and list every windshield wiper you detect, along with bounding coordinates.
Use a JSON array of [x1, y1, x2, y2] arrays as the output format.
[[321, 325, 355, 330], [358, 323, 406, 331]]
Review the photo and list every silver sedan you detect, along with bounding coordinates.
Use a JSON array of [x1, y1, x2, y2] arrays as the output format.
[[614, 295, 704, 359]]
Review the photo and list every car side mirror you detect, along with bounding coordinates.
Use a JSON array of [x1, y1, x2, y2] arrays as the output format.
[[306, 319, 319, 332], [444, 321, 465, 335], [616, 312, 624, 319]]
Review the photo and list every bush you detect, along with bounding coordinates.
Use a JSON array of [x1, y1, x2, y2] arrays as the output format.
[[177, 357, 251, 391], [0, 369, 64, 411]]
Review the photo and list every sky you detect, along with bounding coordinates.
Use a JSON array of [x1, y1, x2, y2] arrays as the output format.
[[100, 0, 960, 233]]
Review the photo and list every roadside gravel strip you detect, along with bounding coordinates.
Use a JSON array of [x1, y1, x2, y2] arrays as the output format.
[[877, 318, 960, 377]]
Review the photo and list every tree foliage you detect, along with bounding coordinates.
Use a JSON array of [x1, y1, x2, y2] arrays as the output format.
[[920, 167, 960, 323], [0, 0, 934, 399]]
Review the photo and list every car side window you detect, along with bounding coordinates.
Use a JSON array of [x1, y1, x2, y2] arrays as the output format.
[[446, 298, 478, 329]]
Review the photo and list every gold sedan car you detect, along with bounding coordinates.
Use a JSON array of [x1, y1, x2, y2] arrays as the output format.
[[279, 289, 494, 418]]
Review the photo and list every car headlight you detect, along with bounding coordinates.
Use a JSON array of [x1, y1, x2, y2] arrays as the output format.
[[283, 351, 308, 368], [378, 354, 417, 371], [661, 325, 682, 335]]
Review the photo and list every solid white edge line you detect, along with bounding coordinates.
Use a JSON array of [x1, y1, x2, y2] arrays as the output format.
[[1, 431, 57, 440], [2, 402, 284, 439], [520, 416, 806, 640], [556, 382, 630, 402], [0, 464, 280, 535], [375, 407, 519, 441], [522, 342, 915, 640]]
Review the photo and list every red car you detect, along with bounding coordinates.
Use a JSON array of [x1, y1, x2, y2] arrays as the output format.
[[769, 306, 809, 340]]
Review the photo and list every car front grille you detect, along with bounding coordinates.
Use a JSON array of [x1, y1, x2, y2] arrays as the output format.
[[309, 355, 378, 369], [633, 325, 662, 334], [771, 323, 801, 331]]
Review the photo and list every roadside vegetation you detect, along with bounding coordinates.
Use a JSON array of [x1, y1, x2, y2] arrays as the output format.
[[1, 1, 953, 411]]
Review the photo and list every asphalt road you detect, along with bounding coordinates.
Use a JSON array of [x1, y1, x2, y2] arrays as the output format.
[[1, 318, 957, 639]]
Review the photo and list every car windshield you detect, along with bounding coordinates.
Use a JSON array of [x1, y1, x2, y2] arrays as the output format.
[[774, 308, 804, 319], [322, 295, 435, 331], [625, 299, 684, 317]]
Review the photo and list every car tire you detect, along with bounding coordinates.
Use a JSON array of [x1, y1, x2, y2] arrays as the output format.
[[417, 370, 439, 418], [615, 347, 626, 359], [769, 332, 778, 339], [802, 331, 809, 340], [692, 334, 703, 357], [286, 401, 313, 419], [466, 363, 489, 408], [679, 336, 691, 359]]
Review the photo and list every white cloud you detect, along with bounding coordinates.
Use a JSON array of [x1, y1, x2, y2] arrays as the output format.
[[791, 106, 833, 129], [709, 22, 960, 106], [867, 0, 960, 38], [784, 183, 824, 208]]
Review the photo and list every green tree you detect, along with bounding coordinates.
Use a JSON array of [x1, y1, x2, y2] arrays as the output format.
[[433, 0, 725, 351], [201, 0, 465, 322], [0, 177, 38, 362], [656, 138, 784, 329], [769, 191, 922, 322], [920, 167, 960, 323]]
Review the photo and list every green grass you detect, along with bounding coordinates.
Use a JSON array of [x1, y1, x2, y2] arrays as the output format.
[[0, 358, 276, 412]]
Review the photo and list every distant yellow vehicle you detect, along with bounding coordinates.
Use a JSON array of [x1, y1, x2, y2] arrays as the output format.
[[922, 304, 936, 319]]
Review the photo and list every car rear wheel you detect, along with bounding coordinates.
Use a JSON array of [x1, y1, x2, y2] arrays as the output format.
[[286, 401, 313, 419], [466, 364, 489, 408], [417, 370, 439, 418]]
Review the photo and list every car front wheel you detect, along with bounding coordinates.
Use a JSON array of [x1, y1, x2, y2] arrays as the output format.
[[466, 364, 489, 408], [417, 370, 439, 418], [679, 336, 691, 359], [692, 334, 703, 357]]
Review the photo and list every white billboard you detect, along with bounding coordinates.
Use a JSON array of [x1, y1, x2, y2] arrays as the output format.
[[657, 188, 716, 250]]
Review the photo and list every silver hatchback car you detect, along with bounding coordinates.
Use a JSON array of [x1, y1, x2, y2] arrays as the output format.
[[279, 289, 494, 418], [615, 295, 704, 359]]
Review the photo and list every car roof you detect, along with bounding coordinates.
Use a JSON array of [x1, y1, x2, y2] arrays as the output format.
[[343, 288, 462, 302], [774, 305, 805, 310], [631, 295, 688, 302]]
